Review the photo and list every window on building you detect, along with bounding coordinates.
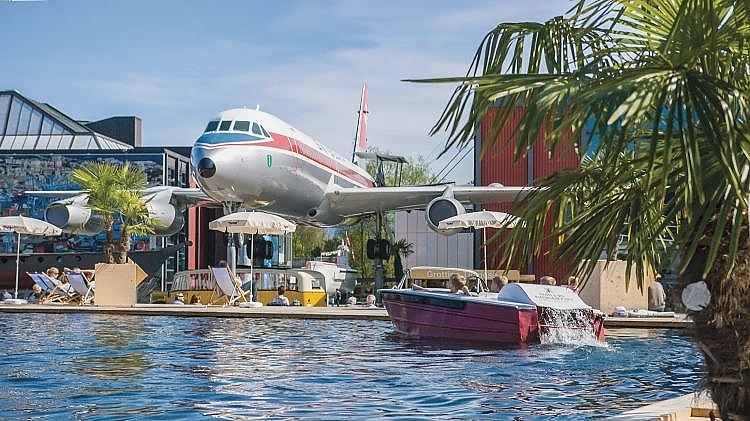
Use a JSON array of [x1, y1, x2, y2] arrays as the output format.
[[28, 109, 43, 135], [5, 96, 23, 135], [16, 103, 32, 135], [0, 94, 10, 135]]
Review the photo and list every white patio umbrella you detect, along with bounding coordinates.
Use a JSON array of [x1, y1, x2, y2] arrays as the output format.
[[208, 211, 296, 292], [0, 216, 62, 299], [437, 210, 520, 280]]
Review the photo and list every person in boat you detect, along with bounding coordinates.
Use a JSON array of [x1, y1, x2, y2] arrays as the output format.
[[189, 294, 201, 305], [489, 275, 508, 293], [347, 296, 358, 306], [567, 276, 580, 294], [271, 285, 290, 306], [0, 290, 11, 300], [172, 292, 185, 305], [366, 294, 376, 308], [539, 275, 557, 286], [448, 274, 470, 295]]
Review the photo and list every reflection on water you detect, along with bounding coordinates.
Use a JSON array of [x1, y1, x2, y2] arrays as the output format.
[[0, 314, 703, 420]]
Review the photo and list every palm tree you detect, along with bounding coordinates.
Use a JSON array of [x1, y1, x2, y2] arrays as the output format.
[[414, 1, 750, 418], [116, 190, 158, 264], [392, 238, 415, 281], [70, 161, 155, 264]]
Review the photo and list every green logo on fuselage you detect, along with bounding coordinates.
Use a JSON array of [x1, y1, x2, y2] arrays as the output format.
[[266, 154, 273, 168]]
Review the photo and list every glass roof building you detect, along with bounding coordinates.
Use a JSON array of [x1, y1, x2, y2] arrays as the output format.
[[0, 89, 195, 295], [0, 90, 138, 151]]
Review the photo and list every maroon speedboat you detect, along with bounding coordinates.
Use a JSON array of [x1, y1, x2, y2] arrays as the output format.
[[380, 266, 605, 345]]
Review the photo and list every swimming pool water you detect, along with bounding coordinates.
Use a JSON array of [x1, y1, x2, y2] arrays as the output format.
[[0, 313, 703, 420]]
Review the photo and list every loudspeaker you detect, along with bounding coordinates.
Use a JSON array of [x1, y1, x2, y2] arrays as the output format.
[[366, 238, 390, 260]]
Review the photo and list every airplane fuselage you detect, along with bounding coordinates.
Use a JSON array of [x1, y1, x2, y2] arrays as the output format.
[[191, 108, 374, 225]]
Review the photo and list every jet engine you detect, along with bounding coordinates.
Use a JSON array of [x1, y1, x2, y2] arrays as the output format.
[[45, 203, 106, 236], [425, 196, 465, 235], [44, 201, 185, 236], [147, 201, 186, 236]]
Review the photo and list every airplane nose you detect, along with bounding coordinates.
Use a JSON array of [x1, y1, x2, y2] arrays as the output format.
[[196, 157, 216, 178]]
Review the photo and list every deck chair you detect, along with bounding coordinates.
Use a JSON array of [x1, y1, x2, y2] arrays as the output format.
[[208, 266, 251, 306], [65, 272, 94, 305], [30, 273, 78, 304], [26, 272, 56, 297]]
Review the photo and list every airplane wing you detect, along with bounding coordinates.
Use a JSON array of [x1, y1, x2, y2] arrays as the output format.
[[324, 183, 536, 217], [25, 186, 216, 208], [140, 186, 218, 208]]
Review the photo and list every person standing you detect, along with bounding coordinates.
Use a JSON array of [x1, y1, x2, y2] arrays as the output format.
[[648, 276, 666, 311]]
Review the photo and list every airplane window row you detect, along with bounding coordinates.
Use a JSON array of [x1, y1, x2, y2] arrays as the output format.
[[203, 120, 270, 137]]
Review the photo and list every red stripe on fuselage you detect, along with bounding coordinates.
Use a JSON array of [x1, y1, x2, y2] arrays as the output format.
[[262, 132, 373, 187]]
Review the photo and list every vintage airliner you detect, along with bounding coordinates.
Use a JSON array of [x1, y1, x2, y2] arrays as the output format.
[[190, 84, 532, 231], [30, 85, 533, 236]]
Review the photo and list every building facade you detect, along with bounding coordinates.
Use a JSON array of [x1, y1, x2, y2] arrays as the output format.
[[0, 89, 194, 287], [476, 106, 581, 281]]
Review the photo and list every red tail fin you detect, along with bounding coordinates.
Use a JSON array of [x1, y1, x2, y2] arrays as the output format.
[[352, 83, 368, 162]]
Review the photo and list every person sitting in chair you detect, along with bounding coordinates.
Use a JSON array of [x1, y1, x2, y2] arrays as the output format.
[[448, 274, 470, 295], [27, 284, 45, 303], [271, 285, 290, 306]]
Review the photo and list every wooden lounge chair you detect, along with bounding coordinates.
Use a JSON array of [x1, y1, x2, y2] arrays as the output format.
[[208, 266, 251, 306], [26, 272, 56, 299], [65, 272, 94, 305], [30, 272, 78, 304]]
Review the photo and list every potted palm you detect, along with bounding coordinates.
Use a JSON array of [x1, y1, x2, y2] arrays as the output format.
[[69, 161, 157, 305]]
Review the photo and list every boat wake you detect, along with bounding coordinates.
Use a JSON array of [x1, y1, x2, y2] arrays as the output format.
[[539, 308, 607, 347]]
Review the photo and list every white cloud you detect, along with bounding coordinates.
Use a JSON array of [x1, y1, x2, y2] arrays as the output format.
[[4, 0, 575, 183]]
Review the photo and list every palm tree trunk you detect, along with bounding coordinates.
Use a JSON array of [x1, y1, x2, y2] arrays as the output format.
[[103, 218, 115, 264], [118, 226, 131, 264], [685, 228, 750, 420]]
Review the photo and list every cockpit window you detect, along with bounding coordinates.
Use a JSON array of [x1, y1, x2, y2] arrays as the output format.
[[233, 121, 250, 132], [252, 122, 263, 136], [261, 126, 270, 137], [219, 120, 232, 131], [204, 120, 219, 133]]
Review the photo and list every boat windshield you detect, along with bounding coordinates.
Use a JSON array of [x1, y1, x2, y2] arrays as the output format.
[[397, 267, 487, 292]]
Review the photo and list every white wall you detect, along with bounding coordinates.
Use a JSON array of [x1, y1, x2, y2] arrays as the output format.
[[394, 210, 473, 269]]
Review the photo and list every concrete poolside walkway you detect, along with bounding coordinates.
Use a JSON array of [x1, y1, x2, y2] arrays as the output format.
[[607, 391, 718, 421], [0, 302, 694, 327], [0, 302, 393, 320]]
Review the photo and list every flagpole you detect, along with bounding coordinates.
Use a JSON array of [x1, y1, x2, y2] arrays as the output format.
[[483, 227, 488, 281], [14, 232, 20, 299]]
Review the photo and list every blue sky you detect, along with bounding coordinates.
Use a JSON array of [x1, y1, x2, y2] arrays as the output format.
[[1, 0, 574, 183]]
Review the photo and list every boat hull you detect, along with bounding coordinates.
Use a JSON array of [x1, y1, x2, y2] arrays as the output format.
[[380, 289, 540, 344], [0, 243, 187, 291]]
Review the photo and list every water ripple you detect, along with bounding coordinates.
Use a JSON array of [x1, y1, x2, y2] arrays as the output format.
[[0, 313, 702, 420]]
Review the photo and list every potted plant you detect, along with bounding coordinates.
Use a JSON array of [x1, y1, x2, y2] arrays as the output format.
[[69, 161, 158, 305]]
